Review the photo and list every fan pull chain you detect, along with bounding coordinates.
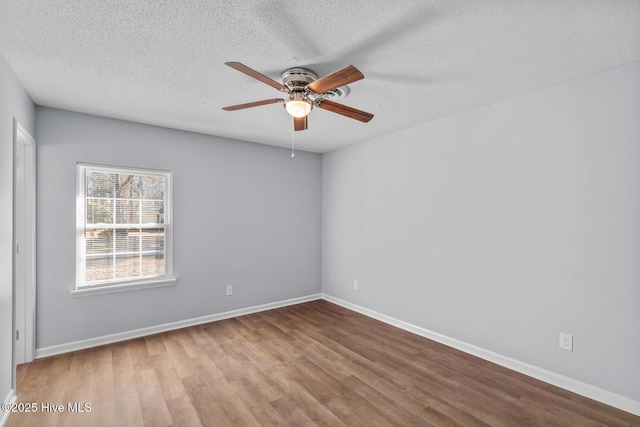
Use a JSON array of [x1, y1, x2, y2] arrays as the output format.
[[291, 126, 295, 158]]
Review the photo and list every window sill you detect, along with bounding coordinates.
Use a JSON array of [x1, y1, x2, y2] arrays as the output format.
[[71, 277, 176, 297]]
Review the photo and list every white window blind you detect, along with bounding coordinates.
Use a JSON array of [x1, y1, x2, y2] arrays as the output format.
[[76, 163, 173, 292]]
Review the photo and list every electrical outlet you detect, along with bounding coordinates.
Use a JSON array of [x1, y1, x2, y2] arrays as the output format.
[[559, 332, 573, 351], [353, 280, 358, 290], [226, 285, 233, 296]]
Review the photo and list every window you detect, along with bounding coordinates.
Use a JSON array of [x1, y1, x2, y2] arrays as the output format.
[[74, 163, 174, 295]]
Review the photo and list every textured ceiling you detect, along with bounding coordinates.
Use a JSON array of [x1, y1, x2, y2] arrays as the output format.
[[1, 1, 639, 153]]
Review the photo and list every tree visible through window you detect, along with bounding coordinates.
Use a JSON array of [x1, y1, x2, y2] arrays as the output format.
[[76, 164, 173, 290]]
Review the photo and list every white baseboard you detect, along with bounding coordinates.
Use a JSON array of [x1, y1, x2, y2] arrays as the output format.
[[1, 389, 17, 427], [36, 294, 322, 359], [322, 294, 640, 417]]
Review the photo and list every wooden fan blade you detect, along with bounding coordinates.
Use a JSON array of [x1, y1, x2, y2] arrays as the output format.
[[307, 65, 364, 94], [222, 98, 283, 111], [225, 62, 287, 91], [316, 100, 374, 123], [293, 115, 308, 131]]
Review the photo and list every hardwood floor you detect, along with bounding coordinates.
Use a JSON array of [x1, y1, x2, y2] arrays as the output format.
[[6, 300, 640, 426]]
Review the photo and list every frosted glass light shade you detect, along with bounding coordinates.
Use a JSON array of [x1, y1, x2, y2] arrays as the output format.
[[285, 100, 312, 117]]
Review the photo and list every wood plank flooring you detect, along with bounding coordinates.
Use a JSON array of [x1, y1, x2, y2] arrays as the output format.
[[6, 300, 640, 426]]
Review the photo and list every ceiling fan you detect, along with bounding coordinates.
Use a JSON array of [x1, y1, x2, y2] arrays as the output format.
[[222, 62, 374, 131]]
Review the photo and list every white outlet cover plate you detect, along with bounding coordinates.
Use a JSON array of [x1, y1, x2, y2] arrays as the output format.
[[559, 332, 573, 351]]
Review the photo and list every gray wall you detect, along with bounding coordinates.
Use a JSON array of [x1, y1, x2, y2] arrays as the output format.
[[322, 61, 640, 401], [36, 107, 322, 348], [0, 55, 35, 402]]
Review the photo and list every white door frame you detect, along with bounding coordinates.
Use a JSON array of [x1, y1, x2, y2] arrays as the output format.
[[13, 119, 36, 379]]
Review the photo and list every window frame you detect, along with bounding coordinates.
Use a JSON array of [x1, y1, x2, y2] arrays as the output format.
[[72, 163, 175, 296]]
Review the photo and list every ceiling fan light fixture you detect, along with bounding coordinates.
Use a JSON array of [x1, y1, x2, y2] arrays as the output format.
[[285, 98, 312, 118]]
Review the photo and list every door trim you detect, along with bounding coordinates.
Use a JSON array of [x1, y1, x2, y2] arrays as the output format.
[[13, 119, 36, 380]]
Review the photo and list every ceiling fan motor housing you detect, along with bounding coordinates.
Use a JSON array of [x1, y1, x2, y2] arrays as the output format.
[[281, 68, 319, 89]]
